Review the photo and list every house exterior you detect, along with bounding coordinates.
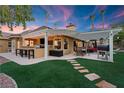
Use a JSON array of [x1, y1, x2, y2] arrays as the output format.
[[0, 23, 83, 57], [0, 23, 122, 62]]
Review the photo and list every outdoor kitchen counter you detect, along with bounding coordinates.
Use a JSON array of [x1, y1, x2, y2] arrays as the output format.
[[34, 48, 44, 58], [16, 48, 44, 58]]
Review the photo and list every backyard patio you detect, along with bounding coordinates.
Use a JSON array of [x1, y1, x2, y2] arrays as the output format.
[[0, 52, 124, 88], [0, 52, 107, 65], [0, 5, 124, 89]]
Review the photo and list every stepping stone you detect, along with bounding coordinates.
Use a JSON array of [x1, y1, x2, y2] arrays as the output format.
[[70, 61, 78, 64], [72, 64, 80, 66], [78, 69, 89, 73], [96, 80, 117, 88], [74, 66, 85, 70], [84, 73, 100, 81], [68, 59, 76, 62]]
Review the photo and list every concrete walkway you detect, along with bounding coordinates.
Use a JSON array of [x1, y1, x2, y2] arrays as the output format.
[[0, 52, 106, 65], [0, 56, 17, 88], [0, 56, 9, 65], [0, 73, 17, 88]]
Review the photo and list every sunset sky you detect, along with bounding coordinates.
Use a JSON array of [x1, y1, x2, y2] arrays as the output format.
[[1, 5, 124, 33]]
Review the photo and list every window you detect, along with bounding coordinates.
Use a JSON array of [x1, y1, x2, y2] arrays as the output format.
[[40, 38, 44, 44], [30, 41, 34, 47], [24, 40, 34, 47], [64, 39, 68, 49], [54, 39, 61, 49], [25, 40, 30, 46], [8, 40, 11, 47], [48, 40, 53, 45]]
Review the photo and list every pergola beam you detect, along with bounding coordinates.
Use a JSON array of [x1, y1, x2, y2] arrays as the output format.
[[22, 28, 122, 41]]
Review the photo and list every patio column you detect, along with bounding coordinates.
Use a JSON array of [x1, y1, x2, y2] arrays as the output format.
[[22, 38, 25, 46], [11, 39, 16, 53], [44, 32, 48, 59], [109, 30, 113, 62]]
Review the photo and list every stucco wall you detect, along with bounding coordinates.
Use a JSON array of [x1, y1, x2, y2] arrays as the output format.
[[62, 36, 74, 55], [0, 39, 8, 53]]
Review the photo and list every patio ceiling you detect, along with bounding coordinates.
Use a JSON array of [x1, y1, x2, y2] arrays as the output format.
[[21, 28, 122, 40]]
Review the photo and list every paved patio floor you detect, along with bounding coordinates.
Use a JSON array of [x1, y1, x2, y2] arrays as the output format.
[[0, 52, 107, 65], [0, 56, 10, 65]]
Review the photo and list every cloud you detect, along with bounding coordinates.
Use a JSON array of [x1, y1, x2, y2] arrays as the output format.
[[86, 23, 111, 31], [41, 6, 57, 17], [82, 15, 89, 20], [82, 6, 107, 21], [40, 6, 63, 24], [58, 26, 66, 29], [40, 6, 73, 25], [57, 6, 73, 22], [49, 17, 62, 23], [114, 11, 124, 18], [1, 25, 40, 34], [94, 23, 110, 29], [111, 7, 124, 18]]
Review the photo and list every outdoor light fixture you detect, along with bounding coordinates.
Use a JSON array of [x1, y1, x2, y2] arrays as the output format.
[[117, 36, 119, 39]]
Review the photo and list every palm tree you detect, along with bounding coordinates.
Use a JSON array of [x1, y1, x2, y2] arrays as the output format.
[[54, 22, 60, 29], [0, 5, 34, 31], [90, 15, 95, 31], [45, 12, 49, 26], [54, 22, 57, 29], [100, 10, 105, 30]]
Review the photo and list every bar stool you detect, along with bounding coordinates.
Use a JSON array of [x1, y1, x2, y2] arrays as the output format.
[[23, 50, 28, 57], [16, 49, 20, 56], [16, 49, 23, 57], [21, 49, 28, 57], [28, 49, 34, 59]]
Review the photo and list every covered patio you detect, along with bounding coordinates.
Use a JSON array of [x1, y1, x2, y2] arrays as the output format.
[[21, 28, 122, 62], [0, 28, 122, 65]]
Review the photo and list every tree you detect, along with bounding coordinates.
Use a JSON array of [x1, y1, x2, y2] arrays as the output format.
[[90, 15, 95, 31], [100, 10, 105, 30], [44, 11, 52, 26], [0, 5, 34, 31], [54, 22, 60, 29], [0, 31, 2, 37]]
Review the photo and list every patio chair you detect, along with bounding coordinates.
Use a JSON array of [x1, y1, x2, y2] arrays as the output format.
[[22, 50, 28, 57]]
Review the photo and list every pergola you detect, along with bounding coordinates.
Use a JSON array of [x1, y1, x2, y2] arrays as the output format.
[[21, 28, 122, 62]]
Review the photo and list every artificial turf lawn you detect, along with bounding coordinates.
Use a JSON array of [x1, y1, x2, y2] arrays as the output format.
[[76, 52, 124, 87], [0, 52, 124, 88], [0, 60, 95, 88]]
